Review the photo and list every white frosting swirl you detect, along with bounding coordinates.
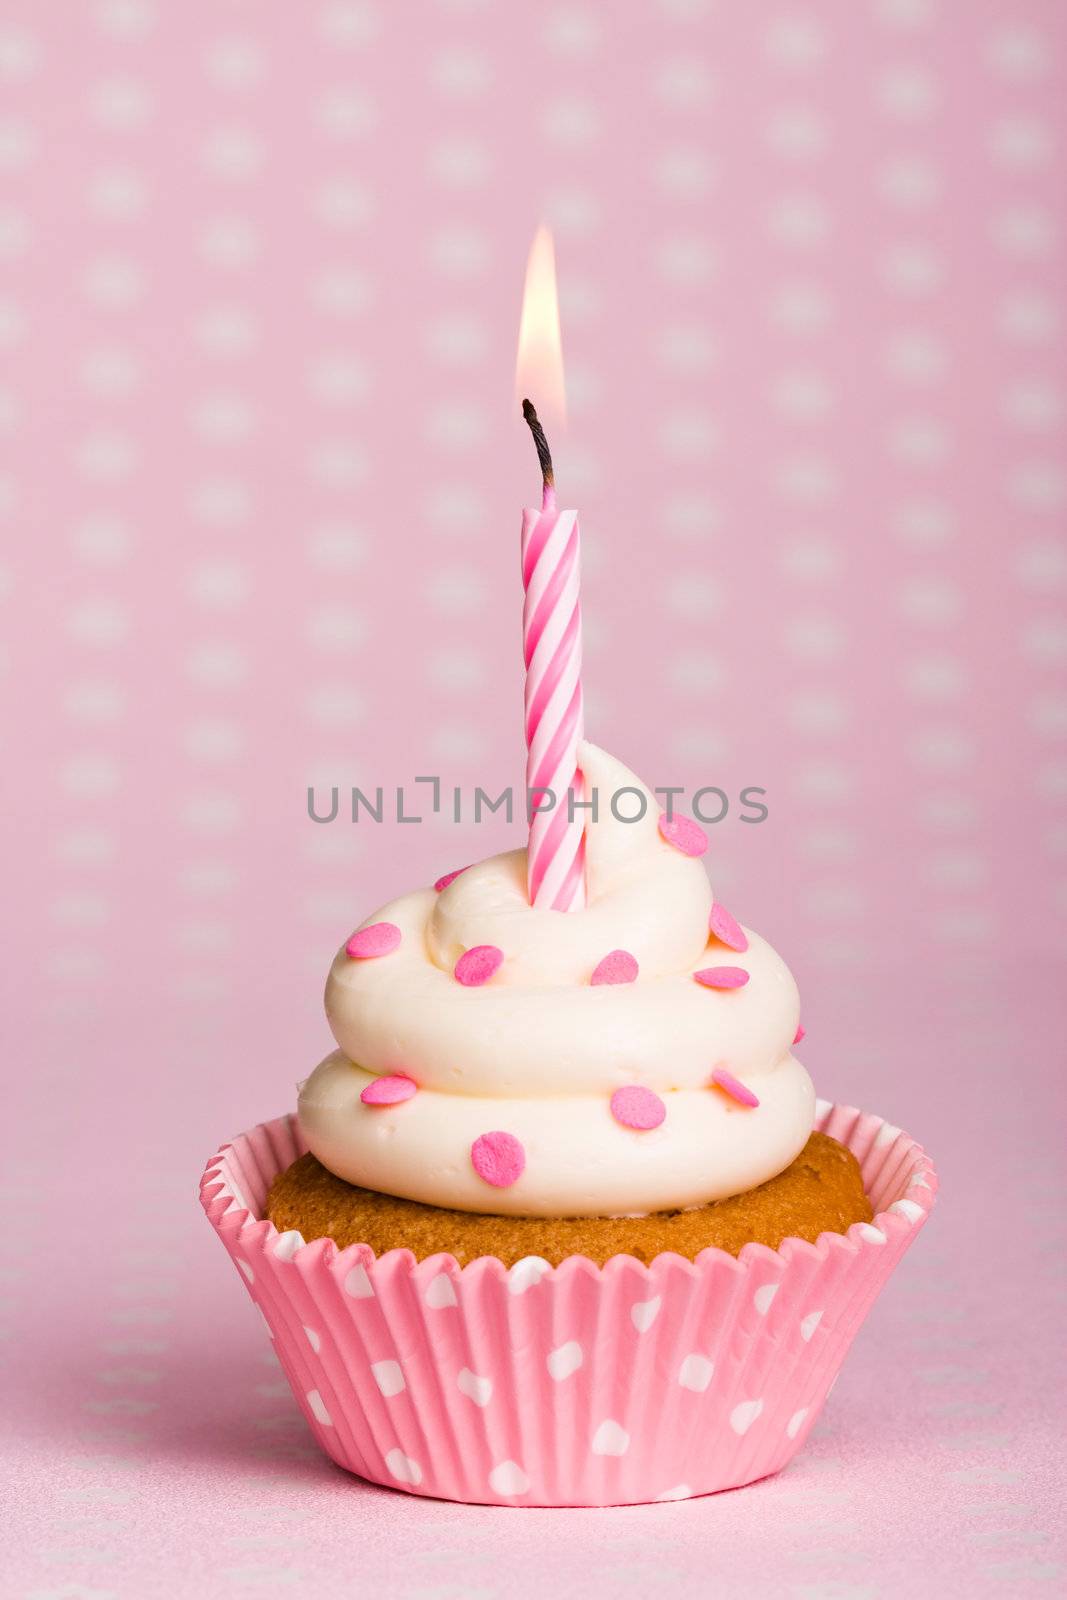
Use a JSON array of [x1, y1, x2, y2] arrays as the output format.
[[299, 743, 813, 1217]]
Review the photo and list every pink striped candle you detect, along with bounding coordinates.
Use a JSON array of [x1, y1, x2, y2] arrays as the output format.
[[521, 400, 585, 911]]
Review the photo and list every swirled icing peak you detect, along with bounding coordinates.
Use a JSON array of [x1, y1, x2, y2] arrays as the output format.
[[298, 742, 813, 1217]]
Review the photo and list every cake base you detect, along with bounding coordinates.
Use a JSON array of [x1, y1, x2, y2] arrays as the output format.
[[266, 1131, 872, 1266]]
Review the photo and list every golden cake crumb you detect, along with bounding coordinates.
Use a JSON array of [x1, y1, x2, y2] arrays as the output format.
[[267, 1131, 872, 1266]]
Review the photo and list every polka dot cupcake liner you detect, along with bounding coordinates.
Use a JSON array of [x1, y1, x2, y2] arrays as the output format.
[[200, 1104, 936, 1507]]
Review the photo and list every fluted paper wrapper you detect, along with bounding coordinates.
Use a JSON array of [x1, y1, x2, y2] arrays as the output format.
[[200, 1103, 935, 1506]]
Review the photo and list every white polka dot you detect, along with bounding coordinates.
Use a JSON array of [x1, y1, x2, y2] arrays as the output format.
[[753, 1283, 779, 1316], [424, 313, 488, 368], [545, 8, 600, 54], [371, 1359, 405, 1398], [990, 116, 1052, 168], [764, 16, 827, 68], [62, 755, 121, 799], [88, 167, 147, 218], [878, 65, 938, 119], [303, 1325, 321, 1353], [425, 1272, 457, 1308], [182, 792, 242, 833], [656, 146, 713, 198], [307, 1389, 332, 1426], [885, 331, 946, 383], [659, 409, 719, 459], [857, 1224, 887, 1245], [766, 106, 828, 160], [64, 682, 126, 722], [237, 1259, 255, 1283], [994, 205, 1054, 258], [592, 1419, 630, 1456], [312, 269, 371, 317], [656, 323, 716, 374], [194, 307, 258, 356], [430, 46, 491, 97], [771, 370, 833, 419], [881, 244, 944, 295], [1003, 382, 1062, 432], [489, 1460, 530, 1496], [179, 861, 237, 896], [424, 569, 486, 616], [897, 578, 961, 625], [767, 191, 830, 247], [273, 1230, 304, 1261], [656, 1483, 692, 1501], [904, 655, 967, 700], [770, 282, 832, 333], [654, 56, 714, 108], [800, 1309, 823, 1342], [190, 478, 251, 525], [83, 255, 143, 309], [890, 1199, 924, 1223], [781, 540, 839, 583], [892, 500, 955, 546], [1008, 463, 1065, 512], [50, 888, 111, 929], [95, 0, 155, 36], [987, 26, 1048, 80], [344, 1263, 374, 1299], [660, 496, 720, 544], [1000, 290, 1058, 343], [678, 1354, 714, 1392], [90, 77, 153, 128], [315, 86, 377, 137], [385, 1447, 422, 1485], [730, 1399, 764, 1435], [546, 185, 601, 236], [662, 573, 723, 619], [81, 346, 139, 398], [202, 125, 263, 179], [508, 1256, 551, 1295], [786, 1407, 809, 1439], [889, 143, 948, 201], [200, 217, 258, 268], [545, 103, 602, 159], [185, 642, 248, 688], [547, 1341, 583, 1381], [630, 1295, 662, 1333], [1017, 540, 1067, 592], [206, 36, 265, 90], [56, 827, 117, 865], [457, 1368, 492, 1407], [657, 235, 716, 287], [0, 26, 38, 79], [67, 598, 130, 646]]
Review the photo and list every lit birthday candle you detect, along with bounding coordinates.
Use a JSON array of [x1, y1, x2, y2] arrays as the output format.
[[516, 227, 586, 911]]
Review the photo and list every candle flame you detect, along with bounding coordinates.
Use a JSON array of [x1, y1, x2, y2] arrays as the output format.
[[515, 225, 566, 433]]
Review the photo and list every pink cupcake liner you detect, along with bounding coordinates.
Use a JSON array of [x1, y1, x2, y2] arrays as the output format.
[[200, 1101, 936, 1507]]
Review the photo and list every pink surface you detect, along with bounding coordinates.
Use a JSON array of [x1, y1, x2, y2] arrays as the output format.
[[201, 1104, 934, 1507], [2, 0, 1066, 1591]]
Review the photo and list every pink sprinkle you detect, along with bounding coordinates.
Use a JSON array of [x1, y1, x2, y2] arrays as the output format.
[[694, 966, 750, 990], [591, 949, 639, 986], [711, 1069, 760, 1108], [471, 1131, 525, 1188], [345, 922, 402, 959], [658, 812, 709, 857], [455, 945, 504, 986], [360, 1074, 418, 1106], [434, 865, 470, 893], [610, 1085, 666, 1130], [708, 903, 749, 953], [793, 1023, 806, 1045]]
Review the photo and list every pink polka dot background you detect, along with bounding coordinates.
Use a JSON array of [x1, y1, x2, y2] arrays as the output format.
[[2, 2, 1064, 1594]]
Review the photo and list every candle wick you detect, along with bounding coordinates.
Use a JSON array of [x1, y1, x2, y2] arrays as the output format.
[[521, 398, 555, 503]]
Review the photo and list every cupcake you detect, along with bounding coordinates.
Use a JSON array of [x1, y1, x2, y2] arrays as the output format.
[[201, 741, 936, 1507]]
